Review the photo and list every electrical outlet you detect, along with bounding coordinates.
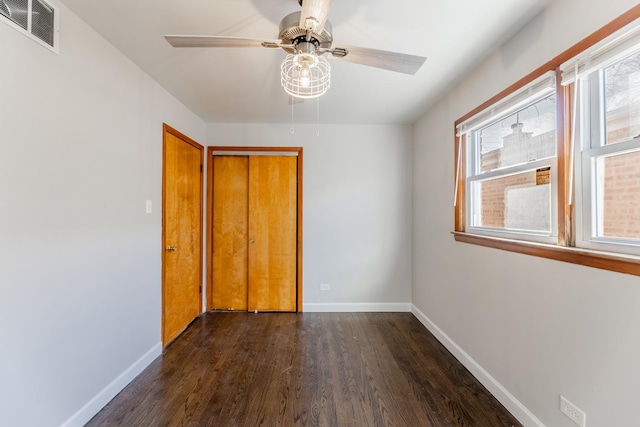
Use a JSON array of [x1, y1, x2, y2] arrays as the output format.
[[320, 283, 330, 291], [560, 396, 586, 427]]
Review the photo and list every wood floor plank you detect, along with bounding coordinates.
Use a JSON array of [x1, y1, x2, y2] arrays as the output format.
[[86, 312, 522, 427]]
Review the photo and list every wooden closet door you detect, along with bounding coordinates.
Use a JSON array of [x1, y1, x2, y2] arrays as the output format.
[[212, 156, 249, 310], [248, 156, 297, 312]]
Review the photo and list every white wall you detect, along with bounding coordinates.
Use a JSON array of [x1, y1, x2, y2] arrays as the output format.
[[207, 123, 413, 311], [413, 1, 640, 426], [0, 3, 205, 426]]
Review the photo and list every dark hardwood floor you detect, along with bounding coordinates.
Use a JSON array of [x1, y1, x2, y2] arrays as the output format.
[[86, 312, 521, 427]]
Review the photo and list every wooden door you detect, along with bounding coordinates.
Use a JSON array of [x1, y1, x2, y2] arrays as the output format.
[[162, 125, 203, 346], [248, 156, 297, 312], [209, 153, 298, 312]]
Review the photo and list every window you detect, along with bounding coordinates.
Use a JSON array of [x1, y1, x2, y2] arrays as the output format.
[[457, 73, 558, 243], [566, 27, 640, 255], [454, 6, 640, 276], [0, 0, 58, 52]]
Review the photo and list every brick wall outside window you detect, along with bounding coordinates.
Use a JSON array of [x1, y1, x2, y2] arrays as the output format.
[[478, 117, 640, 237]]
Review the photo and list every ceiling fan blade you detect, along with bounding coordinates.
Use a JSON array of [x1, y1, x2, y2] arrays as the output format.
[[299, 0, 334, 32], [332, 45, 426, 75], [165, 35, 282, 48]]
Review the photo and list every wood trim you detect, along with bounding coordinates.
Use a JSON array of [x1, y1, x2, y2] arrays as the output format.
[[206, 147, 214, 310], [207, 146, 304, 313], [297, 149, 304, 312], [164, 123, 205, 151], [162, 128, 167, 345], [198, 142, 204, 312], [162, 123, 205, 346], [453, 232, 640, 277], [210, 146, 300, 153]]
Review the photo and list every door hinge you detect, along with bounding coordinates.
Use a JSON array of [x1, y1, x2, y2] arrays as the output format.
[[199, 285, 202, 294], [200, 164, 203, 173]]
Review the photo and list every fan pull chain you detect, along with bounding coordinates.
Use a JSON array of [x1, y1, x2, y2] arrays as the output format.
[[290, 95, 295, 134], [316, 97, 320, 137]]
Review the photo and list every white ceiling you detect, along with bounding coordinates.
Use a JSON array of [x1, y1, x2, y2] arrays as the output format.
[[58, 0, 547, 125]]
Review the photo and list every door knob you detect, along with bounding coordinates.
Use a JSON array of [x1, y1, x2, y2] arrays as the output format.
[[166, 246, 177, 252], [249, 238, 255, 244]]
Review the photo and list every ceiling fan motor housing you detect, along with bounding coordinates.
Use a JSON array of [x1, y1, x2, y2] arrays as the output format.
[[279, 11, 333, 54]]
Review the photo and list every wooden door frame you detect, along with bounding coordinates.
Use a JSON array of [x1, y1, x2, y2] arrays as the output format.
[[206, 146, 303, 312], [162, 123, 204, 346]]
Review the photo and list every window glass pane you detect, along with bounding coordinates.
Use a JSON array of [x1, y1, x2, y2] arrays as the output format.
[[604, 50, 640, 145], [472, 170, 551, 232], [477, 95, 556, 172], [595, 149, 640, 239]]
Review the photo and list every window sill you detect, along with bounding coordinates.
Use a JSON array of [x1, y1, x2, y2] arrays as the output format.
[[452, 232, 640, 277]]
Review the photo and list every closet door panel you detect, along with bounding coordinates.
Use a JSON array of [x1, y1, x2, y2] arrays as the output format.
[[248, 156, 297, 312], [212, 155, 249, 310]]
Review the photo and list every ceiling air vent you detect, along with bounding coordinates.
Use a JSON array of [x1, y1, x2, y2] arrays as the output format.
[[1, 0, 28, 30], [0, 0, 57, 51]]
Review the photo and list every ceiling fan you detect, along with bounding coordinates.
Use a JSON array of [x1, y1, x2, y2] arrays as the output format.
[[165, 0, 427, 99]]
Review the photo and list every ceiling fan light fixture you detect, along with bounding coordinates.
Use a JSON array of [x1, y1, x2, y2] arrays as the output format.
[[281, 43, 330, 99], [299, 68, 311, 88], [166, 1, 428, 103]]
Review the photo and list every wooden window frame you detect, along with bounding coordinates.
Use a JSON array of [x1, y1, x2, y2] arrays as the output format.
[[453, 4, 640, 277]]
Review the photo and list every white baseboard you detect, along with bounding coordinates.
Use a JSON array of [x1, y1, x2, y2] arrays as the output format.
[[410, 305, 545, 427], [60, 342, 162, 427], [303, 302, 412, 312]]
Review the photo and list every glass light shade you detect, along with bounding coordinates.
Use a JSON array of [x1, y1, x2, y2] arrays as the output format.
[[299, 68, 311, 88], [281, 53, 330, 99]]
